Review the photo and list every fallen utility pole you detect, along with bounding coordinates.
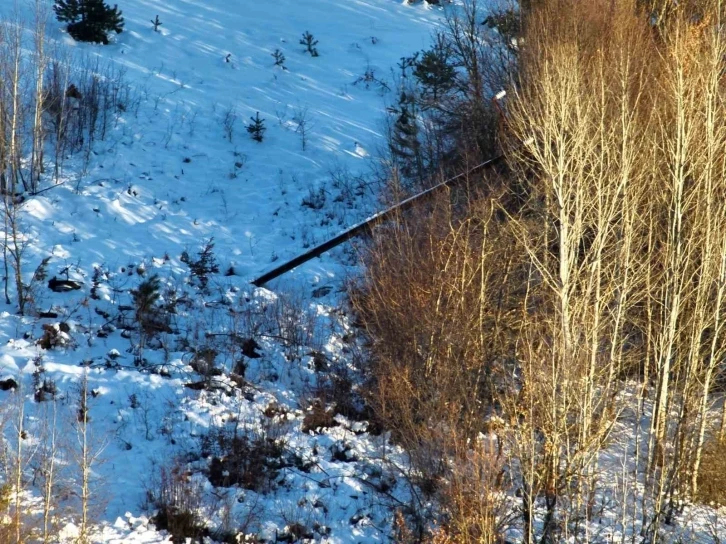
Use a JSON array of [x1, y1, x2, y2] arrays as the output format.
[[251, 153, 506, 287]]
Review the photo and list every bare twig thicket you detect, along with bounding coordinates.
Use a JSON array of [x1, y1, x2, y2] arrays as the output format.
[[0, 8, 131, 313], [354, 0, 726, 541]]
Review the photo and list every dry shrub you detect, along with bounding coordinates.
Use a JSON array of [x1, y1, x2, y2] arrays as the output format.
[[391, 435, 512, 543], [257, 289, 323, 361], [301, 397, 338, 434], [201, 427, 304, 491], [148, 462, 208, 543], [393, 433, 513, 544], [0, 483, 13, 542], [352, 190, 520, 436], [393, 510, 418, 543], [301, 357, 376, 434], [435, 436, 513, 543], [351, 188, 519, 540], [695, 438, 726, 506]]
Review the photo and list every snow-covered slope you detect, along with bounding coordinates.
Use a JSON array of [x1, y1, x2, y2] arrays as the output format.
[[11, 0, 442, 284], [0, 0, 450, 542], [5, 1, 724, 542]]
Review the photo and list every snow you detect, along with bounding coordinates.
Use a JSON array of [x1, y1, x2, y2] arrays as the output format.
[[0, 0, 723, 542]]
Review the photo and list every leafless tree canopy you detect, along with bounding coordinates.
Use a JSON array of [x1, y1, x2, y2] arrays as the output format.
[[354, 0, 726, 541]]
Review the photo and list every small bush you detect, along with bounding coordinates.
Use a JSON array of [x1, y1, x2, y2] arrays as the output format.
[[132, 275, 171, 334], [148, 462, 208, 543], [301, 186, 326, 210], [265, 290, 322, 360], [301, 398, 338, 434], [202, 427, 302, 491], [132, 275, 161, 320], [90, 265, 107, 300]]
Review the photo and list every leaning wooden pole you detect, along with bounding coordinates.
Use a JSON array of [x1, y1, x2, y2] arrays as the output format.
[[251, 153, 505, 287]]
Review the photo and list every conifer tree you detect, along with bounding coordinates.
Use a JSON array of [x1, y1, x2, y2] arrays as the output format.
[[389, 92, 423, 182], [53, 0, 124, 44], [300, 31, 319, 57], [413, 37, 456, 104], [247, 112, 266, 142], [53, 0, 81, 22]]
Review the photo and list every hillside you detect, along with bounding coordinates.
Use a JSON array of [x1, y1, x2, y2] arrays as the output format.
[[0, 0, 448, 542], [5, 1, 726, 543]]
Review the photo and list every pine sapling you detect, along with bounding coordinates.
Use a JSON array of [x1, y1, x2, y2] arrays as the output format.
[[131, 275, 161, 325], [247, 112, 266, 143], [300, 31, 319, 57], [413, 34, 456, 103], [180, 238, 220, 291], [272, 48, 286, 68], [131, 275, 163, 359]]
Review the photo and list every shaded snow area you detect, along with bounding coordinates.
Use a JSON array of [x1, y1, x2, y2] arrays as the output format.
[[0, 0, 446, 541]]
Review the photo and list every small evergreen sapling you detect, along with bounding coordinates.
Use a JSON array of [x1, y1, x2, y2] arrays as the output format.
[[180, 238, 219, 292], [131, 275, 172, 360], [389, 91, 423, 180], [391, 101, 420, 159], [272, 48, 286, 68], [300, 31, 319, 57], [131, 275, 161, 327], [247, 112, 266, 143]]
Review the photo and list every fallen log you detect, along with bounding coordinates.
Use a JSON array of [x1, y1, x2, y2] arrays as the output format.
[[251, 153, 505, 287]]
